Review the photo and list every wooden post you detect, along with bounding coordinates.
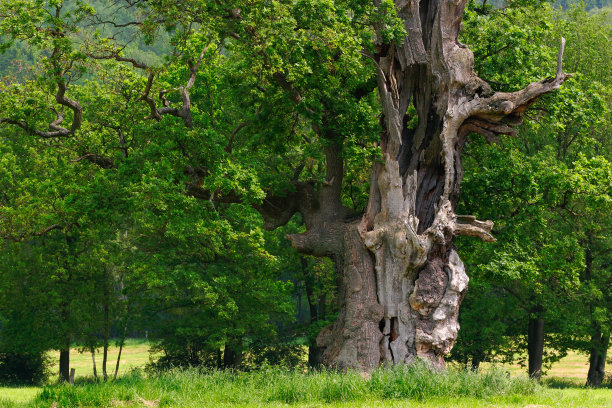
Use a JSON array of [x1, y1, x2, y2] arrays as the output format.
[[69, 368, 75, 384]]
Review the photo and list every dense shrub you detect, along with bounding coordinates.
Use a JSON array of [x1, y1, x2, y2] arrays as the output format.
[[147, 342, 221, 371], [148, 339, 308, 371], [241, 340, 306, 369], [0, 352, 50, 385]]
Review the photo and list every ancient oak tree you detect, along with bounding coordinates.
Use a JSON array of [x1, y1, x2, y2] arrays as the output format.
[[266, 0, 568, 370], [0, 0, 569, 372]]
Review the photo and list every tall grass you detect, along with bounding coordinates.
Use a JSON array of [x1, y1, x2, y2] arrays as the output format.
[[33, 363, 540, 407]]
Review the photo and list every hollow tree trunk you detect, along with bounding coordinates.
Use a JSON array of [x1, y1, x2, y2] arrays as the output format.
[[527, 314, 545, 380], [316, 0, 568, 370], [586, 328, 610, 387], [259, 0, 568, 371]]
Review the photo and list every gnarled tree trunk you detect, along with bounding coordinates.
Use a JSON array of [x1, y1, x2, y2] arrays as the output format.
[[258, 0, 568, 371], [0, 0, 567, 373]]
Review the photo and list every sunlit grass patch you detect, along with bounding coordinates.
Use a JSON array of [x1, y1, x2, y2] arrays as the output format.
[[32, 364, 542, 407], [2, 341, 611, 407], [46, 339, 156, 381], [3, 365, 611, 407], [0, 387, 40, 407]]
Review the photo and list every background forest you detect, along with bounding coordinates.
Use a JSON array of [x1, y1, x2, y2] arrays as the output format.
[[0, 0, 610, 393]]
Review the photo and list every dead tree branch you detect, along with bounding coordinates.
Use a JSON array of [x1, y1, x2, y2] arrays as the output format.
[[465, 38, 570, 139]]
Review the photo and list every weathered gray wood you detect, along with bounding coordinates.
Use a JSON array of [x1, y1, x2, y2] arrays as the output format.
[[310, 0, 568, 370]]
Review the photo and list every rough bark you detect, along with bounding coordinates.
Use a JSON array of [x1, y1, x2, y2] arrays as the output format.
[[315, 226, 385, 370], [527, 314, 545, 380], [295, 0, 566, 370], [302, 0, 566, 370]]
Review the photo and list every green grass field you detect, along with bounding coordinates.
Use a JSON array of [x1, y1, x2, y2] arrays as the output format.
[[0, 340, 610, 408], [481, 349, 598, 382], [46, 339, 155, 381], [41, 339, 598, 382]]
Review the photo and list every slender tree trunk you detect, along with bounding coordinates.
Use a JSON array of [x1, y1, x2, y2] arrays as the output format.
[[91, 349, 98, 380], [216, 349, 223, 369], [112, 344, 123, 381], [223, 340, 243, 368], [318, 293, 326, 320], [296, 286, 304, 322], [59, 340, 70, 383], [258, 0, 567, 371], [58, 238, 74, 382], [102, 307, 109, 380], [583, 236, 609, 387], [113, 322, 128, 380], [305, 284, 318, 322], [302, 257, 318, 321], [471, 350, 485, 371], [308, 338, 323, 368], [527, 314, 545, 380], [586, 328, 610, 387], [305, 283, 323, 368], [102, 281, 110, 381], [302, 256, 323, 367]]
